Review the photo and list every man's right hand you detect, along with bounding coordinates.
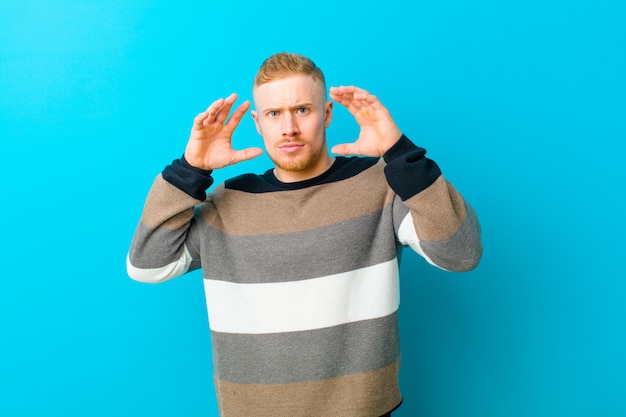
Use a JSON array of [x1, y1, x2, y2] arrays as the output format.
[[184, 93, 263, 170]]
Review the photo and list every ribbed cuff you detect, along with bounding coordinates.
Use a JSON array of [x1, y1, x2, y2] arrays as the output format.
[[162, 155, 214, 200], [383, 135, 442, 200]]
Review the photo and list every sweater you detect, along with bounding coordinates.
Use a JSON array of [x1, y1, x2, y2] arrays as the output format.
[[127, 135, 482, 417]]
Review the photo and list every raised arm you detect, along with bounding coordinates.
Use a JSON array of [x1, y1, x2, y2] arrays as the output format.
[[127, 94, 261, 283], [331, 86, 482, 271]]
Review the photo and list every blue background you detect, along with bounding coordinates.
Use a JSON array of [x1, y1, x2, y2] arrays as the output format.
[[1, 1, 624, 416]]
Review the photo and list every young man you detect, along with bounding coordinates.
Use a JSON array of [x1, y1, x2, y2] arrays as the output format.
[[127, 52, 482, 417]]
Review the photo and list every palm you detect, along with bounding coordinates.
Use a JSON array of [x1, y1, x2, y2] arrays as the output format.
[[350, 105, 395, 156], [185, 94, 263, 170], [188, 120, 242, 169]]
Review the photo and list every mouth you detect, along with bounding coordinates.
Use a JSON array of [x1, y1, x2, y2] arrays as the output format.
[[278, 142, 305, 153]]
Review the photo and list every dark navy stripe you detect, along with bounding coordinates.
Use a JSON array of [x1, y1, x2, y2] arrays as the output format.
[[162, 156, 214, 201], [225, 156, 380, 193], [383, 135, 442, 200]]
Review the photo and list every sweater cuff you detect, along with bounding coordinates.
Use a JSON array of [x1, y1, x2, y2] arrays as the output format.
[[162, 156, 214, 201], [382, 134, 442, 200]]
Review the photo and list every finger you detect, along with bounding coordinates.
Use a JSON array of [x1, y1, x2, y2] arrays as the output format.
[[207, 97, 226, 116], [355, 95, 389, 116], [331, 143, 356, 156], [330, 86, 370, 99], [224, 100, 251, 130], [330, 92, 355, 109], [195, 98, 226, 127], [230, 147, 264, 164], [329, 86, 352, 103], [193, 110, 210, 128], [353, 93, 377, 103], [330, 85, 360, 94], [214, 93, 238, 124], [352, 95, 381, 115], [332, 93, 367, 115], [330, 87, 378, 113], [339, 90, 376, 106], [337, 93, 384, 118]]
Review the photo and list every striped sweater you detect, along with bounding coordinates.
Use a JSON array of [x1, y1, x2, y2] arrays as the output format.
[[127, 135, 482, 417]]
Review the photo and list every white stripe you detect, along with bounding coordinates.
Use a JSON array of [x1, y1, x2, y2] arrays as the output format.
[[397, 212, 441, 268], [126, 245, 193, 284], [203, 259, 400, 334]]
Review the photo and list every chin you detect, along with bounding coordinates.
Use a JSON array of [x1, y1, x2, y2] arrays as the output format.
[[275, 159, 312, 173]]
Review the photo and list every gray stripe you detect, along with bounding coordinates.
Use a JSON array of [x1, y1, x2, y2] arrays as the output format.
[[197, 207, 399, 283], [128, 222, 188, 268], [421, 202, 482, 271], [211, 313, 400, 384]]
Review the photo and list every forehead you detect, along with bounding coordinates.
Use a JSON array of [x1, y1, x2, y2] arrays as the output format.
[[253, 74, 325, 110]]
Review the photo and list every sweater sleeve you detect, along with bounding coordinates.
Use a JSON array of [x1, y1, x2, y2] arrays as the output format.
[[126, 157, 213, 283], [384, 135, 482, 271]]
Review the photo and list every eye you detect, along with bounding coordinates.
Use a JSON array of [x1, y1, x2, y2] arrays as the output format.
[[296, 107, 309, 115], [268, 110, 279, 118]]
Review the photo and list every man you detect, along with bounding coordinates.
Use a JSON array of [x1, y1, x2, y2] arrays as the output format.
[[127, 52, 482, 417]]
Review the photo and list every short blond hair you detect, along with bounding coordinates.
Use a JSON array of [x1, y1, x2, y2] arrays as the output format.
[[253, 52, 326, 96]]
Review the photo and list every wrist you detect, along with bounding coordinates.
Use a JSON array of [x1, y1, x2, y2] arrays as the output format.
[[379, 129, 403, 156], [382, 134, 414, 162]]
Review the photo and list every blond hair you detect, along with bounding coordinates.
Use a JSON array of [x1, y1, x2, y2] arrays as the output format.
[[253, 52, 326, 96]]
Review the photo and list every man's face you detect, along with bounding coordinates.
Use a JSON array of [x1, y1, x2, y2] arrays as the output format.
[[252, 74, 333, 182]]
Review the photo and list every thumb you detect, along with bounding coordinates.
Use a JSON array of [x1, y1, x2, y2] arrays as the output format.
[[331, 143, 355, 156], [230, 147, 264, 165]]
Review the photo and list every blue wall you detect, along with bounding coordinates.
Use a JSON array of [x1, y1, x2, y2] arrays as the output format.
[[1, 1, 624, 416]]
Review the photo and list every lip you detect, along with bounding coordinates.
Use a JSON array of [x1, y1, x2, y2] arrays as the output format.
[[278, 142, 305, 153]]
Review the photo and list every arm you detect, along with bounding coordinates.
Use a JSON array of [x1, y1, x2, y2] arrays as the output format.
[[330, 86, 482, 271], [127, 94, 262, 283], [383, 136, 482, 271]]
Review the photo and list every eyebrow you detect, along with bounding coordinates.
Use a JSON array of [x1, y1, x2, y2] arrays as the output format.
[[263, 102, 313, 113]]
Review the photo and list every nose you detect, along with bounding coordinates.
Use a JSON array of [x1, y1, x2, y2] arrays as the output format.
[[282, 113, 300, 137]]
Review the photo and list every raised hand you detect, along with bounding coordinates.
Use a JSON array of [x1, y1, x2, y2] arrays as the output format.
[[329, 86, 402, 157], [184, 93, 263, 170]]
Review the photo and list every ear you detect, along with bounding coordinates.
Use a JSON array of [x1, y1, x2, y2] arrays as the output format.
[[324, 101, 333, 128], [251, 110, 262, 135]]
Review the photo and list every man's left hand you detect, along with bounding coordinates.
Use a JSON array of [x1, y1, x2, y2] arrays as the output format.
[[329, 86, 402, 157]]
